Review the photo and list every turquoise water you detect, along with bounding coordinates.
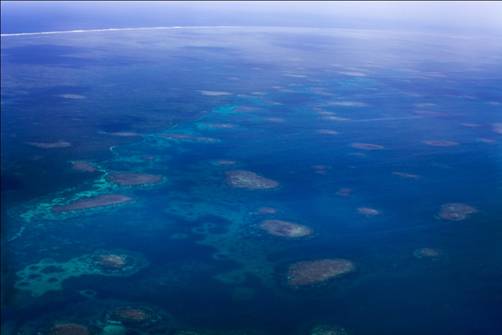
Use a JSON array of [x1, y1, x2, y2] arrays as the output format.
[[1, 27, 502, 334]]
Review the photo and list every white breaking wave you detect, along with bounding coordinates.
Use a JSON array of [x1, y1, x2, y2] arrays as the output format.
[[0, 25, 235, 37]]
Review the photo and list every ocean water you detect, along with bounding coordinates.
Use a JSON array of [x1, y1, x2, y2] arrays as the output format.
[[1, 26, 502, 335]]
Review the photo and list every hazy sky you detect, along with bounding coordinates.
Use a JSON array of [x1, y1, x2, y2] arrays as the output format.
[[2, 1, 502, 34]]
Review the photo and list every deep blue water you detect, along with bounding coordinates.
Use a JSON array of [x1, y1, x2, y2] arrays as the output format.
[[1, 26, 502, 335]]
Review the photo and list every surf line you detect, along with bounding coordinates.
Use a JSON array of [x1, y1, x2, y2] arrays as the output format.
[[1, 26, 236, 37]]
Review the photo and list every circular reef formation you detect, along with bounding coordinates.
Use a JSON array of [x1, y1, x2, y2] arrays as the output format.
[[493, 123, 502, 134], [48, 323, 91, 335], [413, 248, 441, 259], [15, 249, 149, 297], [287, 259, 355, 287], [107, 172, 164, 187], [392, 171, 419, 179], [350, 143, 384, 150], [71, 161, 97, 173], [108, 305, 163, 326], [336, 188, 352, 197], [256, 207, 278, 215], [52, 194, 132, 213], [438, 203, 477, 221], [423, 140, 459, 147], [226, 170, 279, 190], [357, 207, 381, 217], [88, 250, 149, 276], [211, 159, 237, 166], [105, 304, 171, 334], [200, 122, 235, 129], [310, 324, 349, 335], [27, 140, 72, 149], [160, 133, 219, 144], [260, 220, 312, 238], [317, 129, 339, 136]]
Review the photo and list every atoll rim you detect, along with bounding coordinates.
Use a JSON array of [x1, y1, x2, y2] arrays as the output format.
[[226, 170, 279, 190], [260, 220, 312, 238], [438, 203, 478, 221], [287, 259, 355, 287]]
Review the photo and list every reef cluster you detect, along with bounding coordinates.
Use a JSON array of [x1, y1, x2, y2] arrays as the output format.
[[71, 161, 97, 173], [52, 194, 132, 213], [336, 188, 352, 197], [392, 171, 419, 179], [260, 220, 312, 238], [200, 122, 236, 129], [199, 90, 232, 96], [350, 143, 384, 150], [211, 159, 237, 166], [48, 323, 91, 335], [160, 133, 219, 144], [27, 140, 72, 149], [15, 250, 149, 297], [226, 170, 279, 190], [357, 207, 380, 217], [438, 203, 477, 221], [89, 250, 149, 276], [107, 172, 164, 186], [493, 123, 502, 134], [256, 207, 277, 215], [310, 325, 349, 335], [287, 259, 355, 287], [317, 129, 339, 135], [422, 140, 459, 147], [108, 305, 163, 326], [413, 248, 441, 259]]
